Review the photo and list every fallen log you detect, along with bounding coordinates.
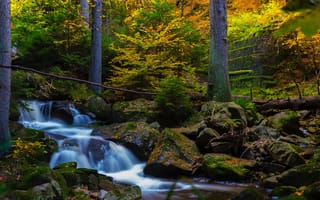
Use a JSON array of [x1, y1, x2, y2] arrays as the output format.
[[256, 96, 320, 113]]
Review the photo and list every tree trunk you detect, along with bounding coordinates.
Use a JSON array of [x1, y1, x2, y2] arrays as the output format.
[[208, 0, 231, 102], [0, 0, 11, 154], [80, 0, 90, 27], [89, 0, 102, 94], [256, 96, 320, 114]]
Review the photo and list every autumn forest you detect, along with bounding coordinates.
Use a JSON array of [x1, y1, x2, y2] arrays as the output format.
[[1, 0, 320, 199]]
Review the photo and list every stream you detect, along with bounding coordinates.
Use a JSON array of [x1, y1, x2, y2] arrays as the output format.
[[18, 100, 248, 199]]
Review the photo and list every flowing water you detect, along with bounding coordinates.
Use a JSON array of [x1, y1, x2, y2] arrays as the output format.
[[18, 100, 247, 199]]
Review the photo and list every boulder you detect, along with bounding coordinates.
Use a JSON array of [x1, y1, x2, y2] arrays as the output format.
[[92, 122, 160, 160], [196, 127, 220, 153], [202, 101, 247, 133], [266, 111, 302, 136], [202, 153, 255, 181], [174, 121, 208, 140], [304, 181, 320, 200], [144, 128, 202, 178], [267, 141, 305, 168], [86, 95, 112, 122], [231, 187, 265, 200], [51, 101, 74, 124]]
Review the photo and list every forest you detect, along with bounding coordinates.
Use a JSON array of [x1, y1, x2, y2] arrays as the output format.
[[1, 0, 320, 199]]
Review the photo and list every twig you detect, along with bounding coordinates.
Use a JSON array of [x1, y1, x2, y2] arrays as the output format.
[[0, 64, 156, 95]]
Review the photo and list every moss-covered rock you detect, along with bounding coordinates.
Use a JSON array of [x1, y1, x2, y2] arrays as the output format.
[[202, 153, 254, 181], [101, 185, 142, 200], [271, 186, 298, 197], [304, 181, 320, 200], [267, 111, 302, 135], [267, 141, 305, 168], [263, 161, 320, 187], [202, 101, 247, 132], [231, 187, 265, 200], [144, 128, 202, 178], [86, 95, 112, 121]]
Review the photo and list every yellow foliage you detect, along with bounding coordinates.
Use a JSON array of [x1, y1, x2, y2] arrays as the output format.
[[11, 138, 47, 162]]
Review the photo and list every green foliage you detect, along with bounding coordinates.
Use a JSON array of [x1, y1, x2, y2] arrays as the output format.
[[109, 0, 204, 91], [11, 0, 90, 72], [155, 76, 192, 124], [228, 1, 287, 41]]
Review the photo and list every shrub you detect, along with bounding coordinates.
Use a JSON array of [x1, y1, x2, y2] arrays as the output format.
[[155, 76, 192, 125]]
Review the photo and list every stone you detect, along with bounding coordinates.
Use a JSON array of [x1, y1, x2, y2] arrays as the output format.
[[101, 185, 142, 200], [196, 127, 220, 153], [231, 187, 265, 200], [144, 128, 202, 178], [202, 153, 255, 181], [266, 111, 302, 135], [267, 141, 305, 167], [86, 95, 112, 121]]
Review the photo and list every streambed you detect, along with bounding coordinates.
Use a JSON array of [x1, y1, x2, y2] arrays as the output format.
[[18, 100, 250, 199]]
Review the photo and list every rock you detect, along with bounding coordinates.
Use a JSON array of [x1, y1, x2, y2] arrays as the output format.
[[202, 153, 255, 181], [32, 180, 64, 200], [93, 122, 160, 160], [263, 161, 320, 187], [101, 185, 142, 200], [51, 101, 74, 124], [144, 128, 202, 178], [266, 111, 302, 136], [202, 101, 247, 132], [267, 141, 305, 168], [175, 121, 208, 140], [86, 95, 112, 122], [249, 125, 281, 140], [304, 181, 320, 200], [231, 187, 265, 200], [271, 186, 298, 197], [196, 127, 220, 153], [210, 133, 245, 155]]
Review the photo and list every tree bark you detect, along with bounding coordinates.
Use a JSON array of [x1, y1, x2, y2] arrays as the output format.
[[208, 0, 231, 102], [0, 0, 11, 153], [256, 96, 320, 114], [80, 0, 90, 27], [89, 0, 102, 94]]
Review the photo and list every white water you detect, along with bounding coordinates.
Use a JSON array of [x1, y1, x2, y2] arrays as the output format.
[[18, 101, 184, 191], [18, 100, 247, 199]]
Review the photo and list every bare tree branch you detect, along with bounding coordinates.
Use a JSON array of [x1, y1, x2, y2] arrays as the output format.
[[0, 64, 156, 95]]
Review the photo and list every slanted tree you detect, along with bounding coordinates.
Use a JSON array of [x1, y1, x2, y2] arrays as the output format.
[[207, 0, 232, 102], [89, 0, 102, 94], [0, 0, 12, 155]]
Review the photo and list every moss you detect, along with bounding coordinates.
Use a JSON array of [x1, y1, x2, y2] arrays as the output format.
[[202, 154, 253, 181], [278, 194, 307, 200], [272, 186, 298, 197], [124, 122, 137, 132]]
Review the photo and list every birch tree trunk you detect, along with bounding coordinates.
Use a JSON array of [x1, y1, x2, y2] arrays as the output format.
[[0, 0, 11, 154], [89, 0, 102, 94], [80, 0, 90, 27], [208, 0, 231, 102]]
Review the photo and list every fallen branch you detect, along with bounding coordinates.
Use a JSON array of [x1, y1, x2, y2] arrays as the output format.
[[256, 96, 320, 113], [0, 64, 156, 95]]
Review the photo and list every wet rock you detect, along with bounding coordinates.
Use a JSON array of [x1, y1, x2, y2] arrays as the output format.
[[267, 141, 305, 168], [93, 122, 160, 160], [144, 128, 202, 178], [51, 101, 74, 124], [202, 153, 255, 181], [86, 95, 112, 122]]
